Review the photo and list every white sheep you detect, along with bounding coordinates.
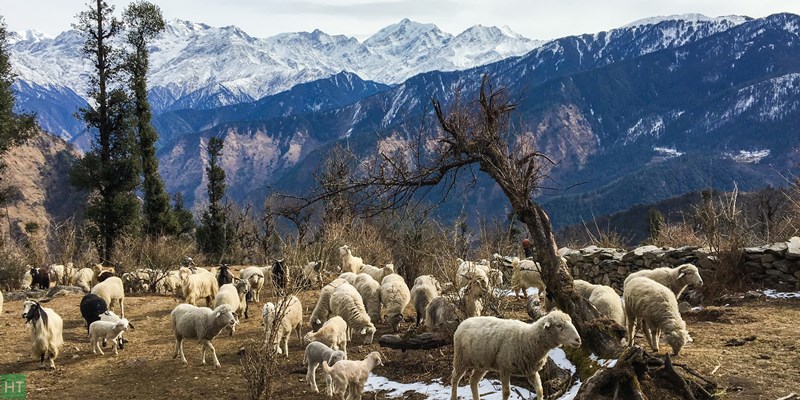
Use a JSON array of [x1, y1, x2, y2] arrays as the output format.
[[339, 245, 365, 274], [214, 283, 246, 335], [89, 318, 129, 355], [301, 261, 324, 288], [454, 259, 491, 290], [262, 295, 303, 357], [239, 266, 266, 303], [426, 278, 485, 330], [624, 277, 691, 355], [573, 279, 596, 298], [624, 263, 704, 299], [303, 315, 349, 357], [21, 267, 33, 290], [380, 273, 411, 333], [21, 300, 64, 369], [410, 275, 440, 327], [309, 278, 348, 331], [451, 310, 582, 400], [48, 264, 66, 286], [588, 285, 625, 326], [338, 272, 359, 285], [511, 259, 546, 300], [322, 351, 383, 400], [360, 263, 395, 283], [329, 282, 377, 344], [353, 273, 382, 324], [156, 270, 183, 295], [180, 267, 219, 307], [303, 341, 347, 395], [170, 303, 236, 368], [91, 276, 125, 317], [72, 266, 97, 293]]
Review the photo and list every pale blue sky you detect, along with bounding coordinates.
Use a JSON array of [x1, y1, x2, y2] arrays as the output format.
[[1, 0, 798, 40]]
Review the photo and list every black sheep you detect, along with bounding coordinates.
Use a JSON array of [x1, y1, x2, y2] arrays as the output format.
[[217, 264, 233, 287], [97, 270, 115, 282], [31, 266, 50, 290], [272, 259, 287, 289], [79, 293, 108, 334]]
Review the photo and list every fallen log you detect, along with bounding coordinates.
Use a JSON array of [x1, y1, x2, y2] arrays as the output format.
[[377, 332, 452, 350]]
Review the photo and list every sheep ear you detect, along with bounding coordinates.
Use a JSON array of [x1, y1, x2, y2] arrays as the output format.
[[677, 271, 687, 279], [543, 321, 551, 329], [314, 318, 321, 325], [360, 327, 367, 335]]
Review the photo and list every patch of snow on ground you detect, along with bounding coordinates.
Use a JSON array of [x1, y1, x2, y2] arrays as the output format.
[[762, 289, 800, 299], [653, 146, 684, 158], [725, 149, 770, 163], [494, 287, 539, 298], [589, 353, 618, 368]]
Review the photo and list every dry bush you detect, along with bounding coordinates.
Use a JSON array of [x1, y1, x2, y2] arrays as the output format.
[[0, 240, 29, 290], [650, 221, 706, 248]]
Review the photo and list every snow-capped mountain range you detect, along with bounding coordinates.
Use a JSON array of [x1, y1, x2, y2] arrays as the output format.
[[9, 18, 542, 114]]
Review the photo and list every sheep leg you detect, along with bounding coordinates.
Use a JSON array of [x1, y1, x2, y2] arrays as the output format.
[[205, 340, 221, 368], [500, 372, 511, 400], [174, 337, 187, 364], [341, 340, 348, 359], [112, 337, 119, 355], [325, 373, 333, 397], [95, 339, 105, 355], [120, 298, 125, 318], [450, 366, 466, 400], [307, 364, 319, 392], [528, 372, 543, 400], [626, 314, 637, 347], [282, 336, 289, 358], [469, 370, 488, 400]]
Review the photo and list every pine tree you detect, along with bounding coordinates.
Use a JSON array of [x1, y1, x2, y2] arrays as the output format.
[[647, 207, 664, 242], [172, 192, 196, 236], [70, 1, 141, 264], [196, 137, 230, 261], [123, 1, 174, 236], [0, 16, 37, 205]]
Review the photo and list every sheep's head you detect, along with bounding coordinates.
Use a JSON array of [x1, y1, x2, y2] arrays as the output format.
[[366, 351, 383, 367], [339, 245, 350, 257], [328, 350, 346, 366], [311, 318, 324, 332], [542, 310, 581, 348], [676, 264, 703, 287], [235, 279, 251, 295], [22, 300, 46, 326], [302, 331, 315, 345], [384, 264, 395, 275], [214, 304, 237, 327], [178, 267, 191, 281], [116, 318, 130, 332], [355, 324, 377, 345], [386, 313, 404, 333], [666, 328, 691, 356]]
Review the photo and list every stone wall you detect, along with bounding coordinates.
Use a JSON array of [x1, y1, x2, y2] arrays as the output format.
[[559, 237, 800, 291]]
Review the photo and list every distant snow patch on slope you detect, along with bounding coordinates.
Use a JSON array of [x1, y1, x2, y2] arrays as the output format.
[[724, 149, 770, 163]]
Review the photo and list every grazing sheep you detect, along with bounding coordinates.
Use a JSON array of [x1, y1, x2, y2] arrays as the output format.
[[329, 282, 376, 344], [455, 259, 490, 290], [338, 272, 358, 285], [91, 276, 125, 317], [303, 341, 347, 395], [360, 263, 395, 284], [573, 279, 597, 298], [353, 273, 382, 323], [322, 351, 383, 400], [588, 285, 625, 326], [624, 277, 691, 356], [170, 304, 236, 368], [31, 266, 50, 290], [380, 274, 411, 332], [303, 316, 349, 357], [156, 270, 183, 295], [48, 264, 66, 286], [411, 275, 440, 327], [79, 293, 108, 334], [73, 267, 97, 292], [262, 295, 303, 357], [89, 318, 129, 355], [239, 266, 265, 303], [451, 310, 582, 400], [624, 263, 704, 299], [309, 278, 348, 331], [339, 245, 365, 274], [21, 300, 64, 369], [301, 261, 324, 288], [180, 267, 219, 307], [425, 279, 485, 330], [511, 259, 545, 300], [216, 264, 233, 287], [99, 310, 132, 350], [214, 283, 246, 335], [97, 270, 115, 282]]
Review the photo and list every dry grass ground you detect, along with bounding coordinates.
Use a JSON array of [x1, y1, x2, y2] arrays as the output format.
[[0, 287, 798, 399]]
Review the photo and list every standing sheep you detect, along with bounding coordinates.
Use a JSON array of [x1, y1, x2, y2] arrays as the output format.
[[91, 276, 125, 318], [303, 341, 346, 395], [170, 304, 236, 368], [262, 295, 303, 357], [48, 264, 66, 286], [239, 266, 265, 303], [338, 272, 359, 285], [624, 277, 691, 356], [216, 264, 233, 287], [624, 263, 704, 299], [588, 285, 625, 326], [72, 266, 97, 293], [309, 278, 348, 331], [451, 310, 582, 400], [89, 318, 129, 355], [180, 267, 219, 307], [510, 259, 545, 300], [353, 273, 382, 324], [303, 315, 349, 357], [329, 283, 377, 344], [21, 300, 64, 369], [360, 264, 395, 284], [214, 282, 248, 335], [573, 279, 597, 298], [31, 266, 50, 290], [339, 245, 365, 274], [21, 267, 33, 290], [300, 261, 324, 288], [411, 275, 440, 327], [380, 274, 411, 332], [322, 351, 383, 400], [80, 293, 108, 334]]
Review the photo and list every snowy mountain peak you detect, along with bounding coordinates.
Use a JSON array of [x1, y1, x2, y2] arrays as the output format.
[[501, 25, 525, 40], [8, 30, 50, 44], [364, 18, 448, 48], [624, 14, 751, 28]]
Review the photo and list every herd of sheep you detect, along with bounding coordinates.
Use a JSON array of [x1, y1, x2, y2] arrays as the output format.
[[8, 244, 705, 400]]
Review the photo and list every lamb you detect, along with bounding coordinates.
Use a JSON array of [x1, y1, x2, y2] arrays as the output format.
[[360, 263, 395, 283], [329, 282, 377, 344], [588, 285, 625, 326], [624, 263, 704, 299], [262, 295, 303, 357], [411, 275, 440, 326], [309, 278, 348, 331], [239, 266, 265, 303], [380, 274, 411, 332], [180, 267, 219, 307], [303, 316, 349, 357], [303, 341, 347, 395], [21, 300, 64, 369], [91, 276, 125, 317], [450, 310, 582, 400], [322, 351, 383, 400], [624, 277, 691, 356], [510, 259, 546, 300], [99, 310, 133, 350], [170, 303, 237, 367], [216, 264, 233, 287], [353, 273, 382, 323], [89, 318, 130, 355], [338, 272, 359, 285], [214, 282, 248, 334], [80, 293, 108, 334], [339, 245, 365, 274]]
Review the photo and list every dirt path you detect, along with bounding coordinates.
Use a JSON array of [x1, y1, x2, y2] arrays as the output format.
[[0, 290, 798, 399]]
